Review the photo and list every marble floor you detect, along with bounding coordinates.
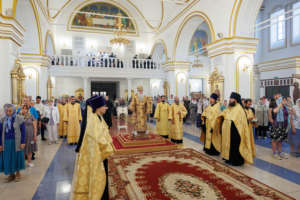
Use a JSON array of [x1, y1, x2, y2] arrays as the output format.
[[0, 121, 300, 200]]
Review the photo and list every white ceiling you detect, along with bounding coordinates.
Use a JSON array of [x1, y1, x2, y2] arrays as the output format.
[[37, 0, 194, 32]]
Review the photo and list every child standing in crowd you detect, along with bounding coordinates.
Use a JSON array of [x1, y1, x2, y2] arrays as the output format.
[[0, 104, 26, 182]]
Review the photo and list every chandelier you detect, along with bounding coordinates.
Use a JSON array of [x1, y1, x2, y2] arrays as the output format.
[[110, 19, 130, 46]]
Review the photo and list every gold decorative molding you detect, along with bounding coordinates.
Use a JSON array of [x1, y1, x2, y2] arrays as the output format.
[[208, 68, 224, 100], [206, 36, 259, 48], [44, 30, 56, 55], [0, 0, 2, 15], [250, 69, 253, 100], [256, 56, 300, 66], [163, 81, 170, 98], [172, 11, 216, 60], [126, 0, 164, 31], [36, 0, 49, 23], [150, 39, 169, 60], [229, 0, 242, 36], [51, 0, 72, 19], [12, 0, 18, 17], [11, 59, 26, 105], [157, 0, 200, 34], [29, 0, 43, 55], [67, 0, 139, 36], [0, 36, 21, 46], [164, 60, 192, 65]]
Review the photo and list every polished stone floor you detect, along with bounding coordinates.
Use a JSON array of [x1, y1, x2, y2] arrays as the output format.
[[0, 121, 300, 200]]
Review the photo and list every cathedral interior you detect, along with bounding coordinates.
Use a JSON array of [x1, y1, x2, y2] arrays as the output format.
[[0, 0, 300, 199]]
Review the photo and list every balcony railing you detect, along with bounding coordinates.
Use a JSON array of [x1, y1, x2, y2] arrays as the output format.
[[50, 55, 162, 70]]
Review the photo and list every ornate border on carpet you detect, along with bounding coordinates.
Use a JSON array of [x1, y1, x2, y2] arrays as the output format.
[[108, 148, 295, 200]]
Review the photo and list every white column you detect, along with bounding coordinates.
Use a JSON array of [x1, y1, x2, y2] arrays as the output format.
[[39, 67, 49, 99], [83, 77, 90, 99], [207, 37, 258, 100], [163, 61, 191, 100], [0, 39, 19, 105], [167, 71, 176, 97], [0, 18, 24, 105]]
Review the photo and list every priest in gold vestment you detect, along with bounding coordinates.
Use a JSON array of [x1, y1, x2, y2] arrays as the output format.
[[154, 95, 171, 138], [214, 92, 254, 166], [201, 93, 221, 156], [244, 99, 257, 158], [64, 96, 82, 144], [169, 97, 187, 144], [129, 86, 152, 133], [73, 96, 114, 200], [58, 98, 67, 138]]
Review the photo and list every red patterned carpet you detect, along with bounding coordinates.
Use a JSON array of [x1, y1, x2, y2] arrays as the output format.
[[112, 133, 179, 154], [108, 148, 295, 200]]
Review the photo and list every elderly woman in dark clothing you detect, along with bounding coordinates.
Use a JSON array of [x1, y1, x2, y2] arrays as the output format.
[[0, 104, 26, 182]]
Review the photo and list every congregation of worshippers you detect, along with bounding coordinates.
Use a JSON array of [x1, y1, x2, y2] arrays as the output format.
[[0, 87, 300, 189]]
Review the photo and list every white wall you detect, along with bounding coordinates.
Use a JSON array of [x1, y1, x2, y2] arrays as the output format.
[[131, 79, 151, 96], [150, 79, 164, 97], [16, 0, 40, 54], [53, 0, 154, 58], [54, 77, 83, 97], [0, 40, 19, 105], [255, 0, 300, 64], [260, 68, 297, 79]]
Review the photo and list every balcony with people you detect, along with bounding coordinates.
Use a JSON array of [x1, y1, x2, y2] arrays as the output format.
[[49, 52, 164, 79], [50, 52, 161, 70]]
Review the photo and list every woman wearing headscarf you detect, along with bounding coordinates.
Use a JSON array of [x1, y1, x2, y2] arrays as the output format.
[[289, 98, 300, 156], [0, 104, 26, 182]]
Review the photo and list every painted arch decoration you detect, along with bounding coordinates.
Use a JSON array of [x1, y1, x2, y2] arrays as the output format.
[[189, 22, 211, 56], [70, 2, 137, 34]]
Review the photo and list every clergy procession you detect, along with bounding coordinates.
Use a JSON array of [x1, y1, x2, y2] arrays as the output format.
[[1, 82, 299, 199]]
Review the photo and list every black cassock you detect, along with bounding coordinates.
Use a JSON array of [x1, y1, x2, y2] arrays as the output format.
[[103, 100, 113, 128], [226, 122, 244, 166]]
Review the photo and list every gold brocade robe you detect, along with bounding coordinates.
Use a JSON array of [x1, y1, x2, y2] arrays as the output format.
[[129, 94, 152, 132], [154, 102, 171, 136], [214, 104, 254, 164], [73, 108, 114, 200], [245, 108, 257, 157], [169, 103, 187, 140], [58, 103, 67, 137], [64, 103, 82, 144], [201, 103, 221, 149]]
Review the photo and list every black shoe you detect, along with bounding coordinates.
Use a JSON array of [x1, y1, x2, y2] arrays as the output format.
[[60, 136, 63, 139], [42, 138, 47, 141], [32, 152, 35, 160]]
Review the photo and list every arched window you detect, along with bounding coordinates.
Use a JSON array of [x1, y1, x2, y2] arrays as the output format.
[[270, 9, 285, 49], [292, 1, 300, 44]]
